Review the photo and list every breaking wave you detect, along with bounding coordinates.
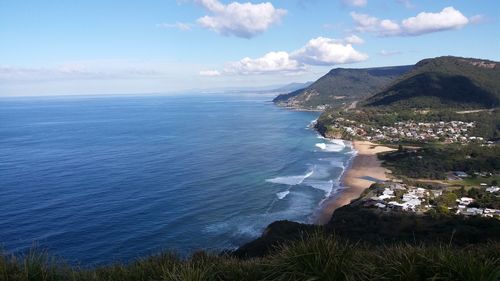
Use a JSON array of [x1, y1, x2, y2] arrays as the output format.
[[315, 139, 347, 152], [276, 190, 290, 199], [266, 170, 314, 186], [303, 179, 334, 197]]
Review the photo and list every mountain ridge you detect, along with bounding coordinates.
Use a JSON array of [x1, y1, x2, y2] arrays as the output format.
[[273, 65, 413, 109], [275, 56, 500, 110], [364, 56, 500, 109]]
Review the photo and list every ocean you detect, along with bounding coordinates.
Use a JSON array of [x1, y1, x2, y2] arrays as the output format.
[[0, 94, 355, 265]]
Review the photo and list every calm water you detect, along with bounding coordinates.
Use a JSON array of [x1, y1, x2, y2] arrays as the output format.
[[0, 94, 354, 265]]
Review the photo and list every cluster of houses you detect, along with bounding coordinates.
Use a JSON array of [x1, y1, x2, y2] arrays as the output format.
[[331, 118, 484, 144], [455, 195, 499, 217], [362, 182, 500, 218], [365, 183, 433, 212]]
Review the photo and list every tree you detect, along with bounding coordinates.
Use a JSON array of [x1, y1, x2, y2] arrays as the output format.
[[455, 186, 467, 198], [438, 192, 457, 207], [467, 188, 480, 198], [436, 204, 450, 215]]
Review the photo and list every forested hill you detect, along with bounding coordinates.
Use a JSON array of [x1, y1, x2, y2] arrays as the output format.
[[364, 56, 500, 109], [273, 65, 412, 109]]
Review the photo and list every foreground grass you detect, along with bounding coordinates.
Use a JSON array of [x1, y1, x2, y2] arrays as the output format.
[[1, 234, 499, 281]]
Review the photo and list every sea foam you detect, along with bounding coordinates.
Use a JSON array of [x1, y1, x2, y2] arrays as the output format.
[[276, 190, 290, 199], [315, 142, 345, 152], [304, 179, 334, 197], [319, 157, 345, 169], [266, 170, 314, 186]]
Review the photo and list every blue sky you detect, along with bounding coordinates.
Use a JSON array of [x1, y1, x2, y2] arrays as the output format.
[[1, 0, 499, 96]]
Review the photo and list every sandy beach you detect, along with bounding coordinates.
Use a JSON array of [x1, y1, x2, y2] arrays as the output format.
[[315, 140, 396, 224]]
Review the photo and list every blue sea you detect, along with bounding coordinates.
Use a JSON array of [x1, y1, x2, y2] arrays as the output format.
[[0, 94, 354, 265]]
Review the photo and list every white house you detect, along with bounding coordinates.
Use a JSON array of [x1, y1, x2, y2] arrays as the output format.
[[457, 197, 474, 206], [486, 186, 499, 193]]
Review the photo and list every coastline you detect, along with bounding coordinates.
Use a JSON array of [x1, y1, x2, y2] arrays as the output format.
[[315, 140, 396, 224], [274, 103, 323, 112]]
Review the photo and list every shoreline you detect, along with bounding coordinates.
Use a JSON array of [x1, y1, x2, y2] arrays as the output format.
[[315, 140, 396, 224], [274, 103, 323, 112]]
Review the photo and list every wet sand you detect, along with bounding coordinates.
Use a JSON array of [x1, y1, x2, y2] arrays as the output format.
[[315, 141, 396, 224]]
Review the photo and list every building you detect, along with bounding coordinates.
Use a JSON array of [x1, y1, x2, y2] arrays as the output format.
[[453, 171, 469, 178], [458, 197, 474, 205]]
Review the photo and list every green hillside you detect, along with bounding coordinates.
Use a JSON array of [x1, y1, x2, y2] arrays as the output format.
[[273, 65, 412, 109], [364, 56, 500, 109]]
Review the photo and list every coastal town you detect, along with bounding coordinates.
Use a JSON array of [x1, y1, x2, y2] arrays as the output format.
[[329, 118, 487, 144], [328, 135, 500, 222], [359, 180, 500, 218]]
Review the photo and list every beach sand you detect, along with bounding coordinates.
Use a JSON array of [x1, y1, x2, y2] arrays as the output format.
[[315, 141, 396, 224]]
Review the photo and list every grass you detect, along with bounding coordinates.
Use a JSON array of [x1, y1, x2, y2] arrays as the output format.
[[461, 175, 500, 187], [1, 233, 499, 281]]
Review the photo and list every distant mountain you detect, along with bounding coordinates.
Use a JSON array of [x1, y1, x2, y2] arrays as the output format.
[[195, 81, 314, 95], [364, 56, 500, 109], [273, 65, 412, 109], [272, 81, 313, 93]]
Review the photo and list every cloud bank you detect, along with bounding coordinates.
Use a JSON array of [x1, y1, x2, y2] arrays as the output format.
[[225, 51, 304, 75], [351, 6, 469, 36], [199, 70, 222, 76], [0, 61, 179, 82], [204, 35, 367, 76], [291, 37, 368, 66], [196, 0, 286, 38]]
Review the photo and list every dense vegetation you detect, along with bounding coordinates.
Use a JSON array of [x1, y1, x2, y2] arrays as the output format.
[[449, 186, 500, 209], [275, 56, 500, 111], [236, 204, 500, 259], [365, 56, 500, 109], [273, 65, 412, 108], [2, 233, 499, 281], [379, 144, 500, 179]]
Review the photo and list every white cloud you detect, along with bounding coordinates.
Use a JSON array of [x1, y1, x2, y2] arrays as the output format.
[[343, 34, 365, 45], [291, 37, 368, 66], [351, 6, 470, 36], [225, 51, 304, 74], [379, 19, 402, 35], [401, 7, 469, 35], [396, 0, 414, 9], [469, 14, 488, 24], [199, 70, 221, 76], [157, 22, 192, 31], [351, 12, 382, 32], [342, 0, 367, 7], [196, 0, 286, 38], [208, 36, 367, 75], [350, 12, 401, 36]]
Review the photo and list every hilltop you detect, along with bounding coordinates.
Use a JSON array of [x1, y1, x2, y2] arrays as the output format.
[[364, 56, 500, 109], [275, 56, 500, 111], [273, 65, 412, 110], [313, 56, 500, 142]]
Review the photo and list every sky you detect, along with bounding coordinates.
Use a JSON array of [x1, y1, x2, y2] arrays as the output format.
[[0, 0, 499, 96]]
